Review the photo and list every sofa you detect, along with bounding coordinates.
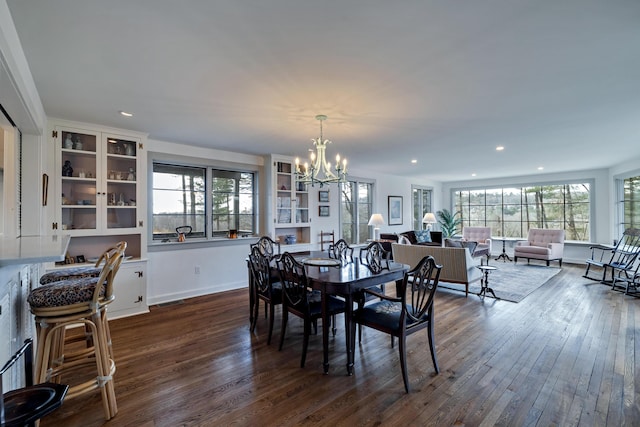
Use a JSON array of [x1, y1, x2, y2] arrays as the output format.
[[380, 230, 443, 247], [514, 228, 565, 267], [392, 243, 481, 296]]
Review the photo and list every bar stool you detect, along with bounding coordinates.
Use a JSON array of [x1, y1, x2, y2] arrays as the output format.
[[38, 243, 129, 285], [39, 265, 102, 285], [27, 241, 127, 421]]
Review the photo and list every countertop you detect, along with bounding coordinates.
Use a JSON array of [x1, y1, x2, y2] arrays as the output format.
[[0, 235, 70, 267]]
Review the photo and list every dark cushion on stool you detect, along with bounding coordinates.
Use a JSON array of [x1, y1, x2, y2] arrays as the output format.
[[39, 266, 102, 285], [28, 277, 105, 308]]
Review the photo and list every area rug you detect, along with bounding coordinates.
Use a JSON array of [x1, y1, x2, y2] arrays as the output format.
[[441, 262, 561, 303]]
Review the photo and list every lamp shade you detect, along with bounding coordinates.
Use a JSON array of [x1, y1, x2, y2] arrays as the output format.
[[368, 213, 385, 227], [422, 212, 436, 224]]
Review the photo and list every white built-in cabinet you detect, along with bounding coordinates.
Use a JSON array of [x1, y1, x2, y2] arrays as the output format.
[[267, 155, 312, 249], [46, 120, 148, 317]]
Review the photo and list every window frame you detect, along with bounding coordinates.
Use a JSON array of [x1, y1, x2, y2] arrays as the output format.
[[339, 177, 374, 245], [412, 185, 433, 231], [616, 173, 640, 236], [451, 179, 593, 241], [149, 153, 259, 242]]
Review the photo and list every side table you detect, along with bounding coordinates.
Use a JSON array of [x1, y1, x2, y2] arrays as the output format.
[[493, 237, 513, 262], [477, 265, 499, 299]]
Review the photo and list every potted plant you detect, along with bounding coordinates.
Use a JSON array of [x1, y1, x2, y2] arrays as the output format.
[[436, 209, 462, 238]]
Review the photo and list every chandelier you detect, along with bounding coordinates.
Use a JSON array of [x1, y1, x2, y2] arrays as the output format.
[[295, 114, 347, 187]]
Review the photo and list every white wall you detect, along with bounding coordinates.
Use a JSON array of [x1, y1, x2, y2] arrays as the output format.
[[349, 165, 443, 236]]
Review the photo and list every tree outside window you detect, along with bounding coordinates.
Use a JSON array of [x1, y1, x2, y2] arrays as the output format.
[[454, 182, 591, 241]]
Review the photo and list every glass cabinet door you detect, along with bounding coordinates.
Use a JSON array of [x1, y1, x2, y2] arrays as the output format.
[[60, 130, 98, 231], [105, 136, 138, 229], [276, 161, 292, 224]]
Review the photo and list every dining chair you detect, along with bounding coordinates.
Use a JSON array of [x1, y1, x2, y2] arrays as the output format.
[[328, 238, 354, 261], [353, 255, 442, 392], [248, 246, 282, 344], [277, 252, 347, 368], [359, 241, 391, 274], [251, 236, 281, 260], [320, 230, 335, 251]]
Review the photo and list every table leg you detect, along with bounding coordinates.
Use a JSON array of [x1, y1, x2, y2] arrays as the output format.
[[477, 270, 499, 299], [495, 239, 512, 262], [321, 288, 330, 374], [345, 294, 354, 376], [247, 261, 254, 324]]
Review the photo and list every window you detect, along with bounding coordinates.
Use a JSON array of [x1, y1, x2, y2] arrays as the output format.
[[412, 186, 432, 230], [454, 182, 591, 241], [621, 175, 640, 232], [152, 163, 206, 239], [340, 180, 373, 245], [152, 161, 256, 240], [212, 170, 255, 237]]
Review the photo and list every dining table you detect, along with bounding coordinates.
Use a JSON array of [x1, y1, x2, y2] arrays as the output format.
[[286, 251, 409, 375]]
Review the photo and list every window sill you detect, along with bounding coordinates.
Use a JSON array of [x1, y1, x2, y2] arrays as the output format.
[[148, 236, 259, 252]]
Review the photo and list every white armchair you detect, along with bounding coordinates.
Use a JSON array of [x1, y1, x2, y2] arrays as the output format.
[[514, 228, 565, 267], [461, 226, 492, 261]]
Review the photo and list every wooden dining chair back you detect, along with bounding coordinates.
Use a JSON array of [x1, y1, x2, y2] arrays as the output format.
[[584, 228, 640, 282], [276, 252, 346, 367], [353, 255, 442, 392], [329, 239, 354, 261], [320, 230, 335, 251], [248, 246, 282, 344], [359, 241, 390, 274], [251, 236, 280, 260]]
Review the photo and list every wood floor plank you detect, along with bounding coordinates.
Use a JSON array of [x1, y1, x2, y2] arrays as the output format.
[[38, 264, 640, 426]]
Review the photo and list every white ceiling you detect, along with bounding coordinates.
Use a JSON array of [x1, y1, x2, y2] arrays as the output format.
[[7, 0, 640, 181]]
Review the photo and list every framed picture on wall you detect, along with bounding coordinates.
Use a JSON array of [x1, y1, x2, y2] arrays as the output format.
[[319, 190, 329, 203], [388, 196, 403, 225], [319, 205, 330, 217]]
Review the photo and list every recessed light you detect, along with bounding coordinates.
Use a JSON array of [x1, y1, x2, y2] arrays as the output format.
[[119, 111, 133, 117], [411, 159, 417, 164], [471, 173, 477, 177], [496, 146, 504, 151], [538, 166, 544, 170]]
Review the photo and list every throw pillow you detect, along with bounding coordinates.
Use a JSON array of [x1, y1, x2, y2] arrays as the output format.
[[398, 235, 412, 245], [414, 230, 432, 243], [444, 238, 463, 248], [400, 232, 418, 244]]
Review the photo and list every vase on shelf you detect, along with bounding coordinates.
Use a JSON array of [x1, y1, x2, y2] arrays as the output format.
[[62, 160, 73, 177], [64, 135, 74, 149]]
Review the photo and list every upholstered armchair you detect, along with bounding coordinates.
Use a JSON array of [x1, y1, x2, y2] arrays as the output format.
[[461, 226, 492, 261], [514, 228, 565, 267]]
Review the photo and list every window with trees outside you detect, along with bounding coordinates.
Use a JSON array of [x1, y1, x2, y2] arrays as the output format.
[[453, 182, 591, 241], [152, 162, 256, 240], [412, 186, 433, 230], [620, 175, 640, 233], [340, 180, 373, 245]]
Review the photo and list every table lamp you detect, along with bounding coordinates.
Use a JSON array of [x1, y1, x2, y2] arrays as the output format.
[[368, 213, 385, 240], [422, 212, 436, 230]]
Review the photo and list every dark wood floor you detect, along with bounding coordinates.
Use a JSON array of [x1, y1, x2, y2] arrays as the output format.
[[41, 264, 639, 426]]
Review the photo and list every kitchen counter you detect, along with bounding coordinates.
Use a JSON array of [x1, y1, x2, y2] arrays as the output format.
[[0, 235, 70, 267]]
